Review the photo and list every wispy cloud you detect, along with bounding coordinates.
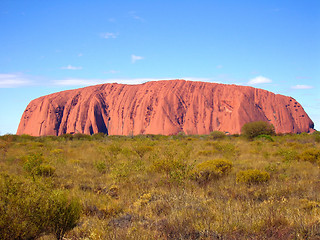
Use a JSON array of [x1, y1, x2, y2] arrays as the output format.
[[216, 65, 223, 69], [101, 32, 118, 39], [295, 76, 311, 80], [183, 77, 214, 82], [53, 78, 153, 86], [291, 84, 314, 89], [53, 79, 105, 86], [104, 70, 120, 74], [129, 11, 144, 22], [247, 76, 272, 85], [53, 77, 218, 86], [0, 73, 32, 88], [131, 54, 144, 63], [61, 65, 82, 70]]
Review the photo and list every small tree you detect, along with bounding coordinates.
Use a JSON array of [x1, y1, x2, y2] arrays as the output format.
[[47, 190, 81, 240], [0, 174, 81, 240], [241, 121, 275, 140]]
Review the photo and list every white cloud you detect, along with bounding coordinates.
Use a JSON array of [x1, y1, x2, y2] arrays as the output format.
[[216, 65, 223, 69], [52, 77, 219, 87], [53, 79, 105, 86], [104, 70, 120, 74], [61, 65, 82, 70], [101, 32, 118, 39], [247, 76, 272, 85], [129, 11, 144, 22], [0, 74, 32, 88], [131, 54, 144, 63], [53, 78, 149, 86], [183, 77, 214, 82], [291, 84, 314, 89]]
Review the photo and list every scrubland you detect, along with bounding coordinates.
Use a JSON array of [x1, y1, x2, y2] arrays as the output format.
[[1, 131, 320, 239]]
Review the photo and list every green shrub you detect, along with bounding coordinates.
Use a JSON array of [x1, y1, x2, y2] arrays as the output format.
[[0, 174, 81, 240], [313, 131, 320, 143], [72, 133, 92, 140], [213, 142, 239, 158], [23, 153, 55, 177], [298, 148, 320, 164], [236, 169, 270, 184], [210, 131, 226, 140], [192, 159, 233, 185], [198, 150, 216, 156], [0, 174, 48, 239], [38, 164, 56, 177], [152, 158, 193, 183], [47, 190, 81, 240], [241, 121, 275, 140], [59, 133, 74, 141], [92, 132, 106, 140], [256, 134, 274, 142], [107, 144, 122, 157], [134, 145, 153, 159], [276, 148, 298, 162], [95, 160, 107, 174]]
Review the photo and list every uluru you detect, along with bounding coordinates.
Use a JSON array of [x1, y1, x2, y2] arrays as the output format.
[[17, 80, 314, 136]]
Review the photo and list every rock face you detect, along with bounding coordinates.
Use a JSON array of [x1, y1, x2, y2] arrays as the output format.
[[17, 80, 314, 136]]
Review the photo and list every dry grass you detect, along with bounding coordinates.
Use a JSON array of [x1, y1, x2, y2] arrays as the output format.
[[1, 132, 320, 239]]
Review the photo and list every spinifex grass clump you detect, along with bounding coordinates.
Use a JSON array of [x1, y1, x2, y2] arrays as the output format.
[[236, 169, 270, 185], [191, 159, 233, 185], [298, 148, 320, 164]]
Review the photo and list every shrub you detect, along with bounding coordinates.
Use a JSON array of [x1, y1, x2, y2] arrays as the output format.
[[300, 199, 320, 211], [47, 190, 81, 240], [38, 164, 56, 177], [59, 133, 74, 141], [241, 121, 275, 140], [23, 153, 55, 178], [298, 148, 320, 164], [313, 131, 320, 143], [92, 132, 106, 140], [210, 131, 226, 140], [192, 159, 233, 185], [213, 142, 239, 158], [0, 174, 81, 240], [236, 169, 270, 185], [198, 150, 216, 156], [107, 144, 122, 157], [95, 160, 107, 174], [133, 145, 153, 159], [0, 174, 48, 239], [152, 158, 193, 183], [256, 134, 274, 142], [276, 148, 298, 162], [72, 133, 92, 140]]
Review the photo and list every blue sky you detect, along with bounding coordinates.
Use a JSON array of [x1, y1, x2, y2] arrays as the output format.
[[0, 0, 319, 134]]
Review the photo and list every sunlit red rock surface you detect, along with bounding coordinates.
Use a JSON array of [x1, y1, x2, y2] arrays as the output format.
[[17, 80, 314, 136]]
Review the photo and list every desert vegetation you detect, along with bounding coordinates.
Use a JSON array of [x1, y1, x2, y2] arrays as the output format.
[[1, 127, 320, 239]]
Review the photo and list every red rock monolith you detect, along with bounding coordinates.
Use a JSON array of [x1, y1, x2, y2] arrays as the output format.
[[17, 80, 314, 136]]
